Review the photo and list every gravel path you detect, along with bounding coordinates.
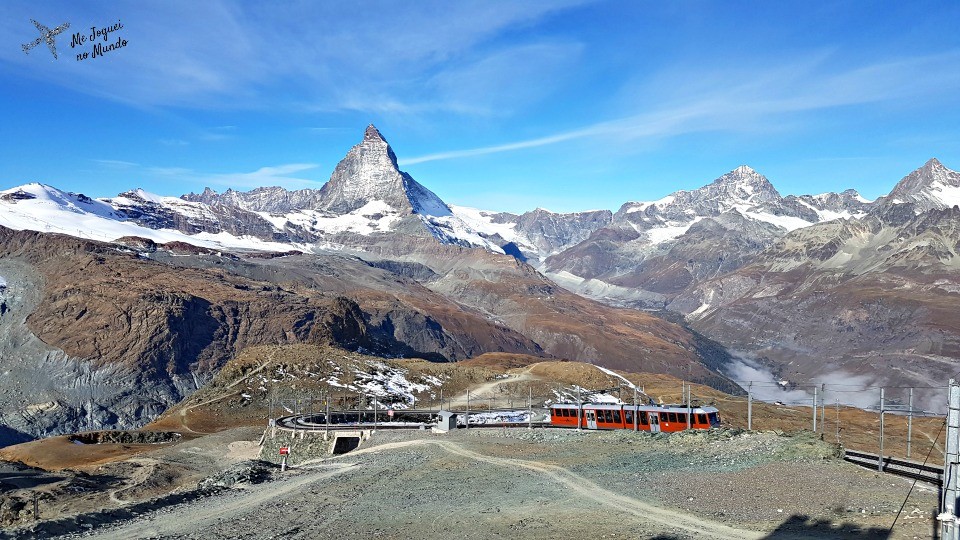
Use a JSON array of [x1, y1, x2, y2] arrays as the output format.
[[41, 428, 935, 540]]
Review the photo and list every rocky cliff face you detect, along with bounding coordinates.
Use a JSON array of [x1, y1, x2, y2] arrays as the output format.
[[539, 166, 850, 306], [182, 186, 325, 214], [669, 201, 960, 406], [881, 158, 960, 213], [0, 227, 544, 445]]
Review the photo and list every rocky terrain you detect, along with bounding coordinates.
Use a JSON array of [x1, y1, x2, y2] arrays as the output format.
[[0, 428, 934, 540], [0, 219, 729, 445], [0, 346, 946, 539]]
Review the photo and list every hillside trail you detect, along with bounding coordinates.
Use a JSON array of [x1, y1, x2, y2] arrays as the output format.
[[85, 438, 768, 539], [84, 463, 357, 540], [448, 366, 538, 407], [173, 356, 276, 433]]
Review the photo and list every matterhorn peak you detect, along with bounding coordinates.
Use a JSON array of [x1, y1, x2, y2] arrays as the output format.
[[363, 124, 387, 144], [314, 125, 450, 217]]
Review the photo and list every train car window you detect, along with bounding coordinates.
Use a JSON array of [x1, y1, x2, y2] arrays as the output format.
[[678, 413, 687, 424], [612, 411, 621, 423], [668, 412, 677, 423], [559, 409, 567, 417], [604, 410, 614, 423], [708, 412, 719, 424], [697, 413, 707, 425], [624, 410, 633, 425], [639, 411, 648, 424]]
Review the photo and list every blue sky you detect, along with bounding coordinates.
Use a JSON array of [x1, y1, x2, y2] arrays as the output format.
[[2, 1, 959, 213]]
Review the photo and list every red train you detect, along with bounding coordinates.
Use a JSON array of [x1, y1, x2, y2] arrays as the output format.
[[549, 403, 721, 432]]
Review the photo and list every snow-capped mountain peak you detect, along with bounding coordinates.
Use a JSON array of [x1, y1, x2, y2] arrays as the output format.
[[885, 157, 960, 211], [708, 165, 780, 204], [363, 123, 388, 144], [315, 124, 449, 218]]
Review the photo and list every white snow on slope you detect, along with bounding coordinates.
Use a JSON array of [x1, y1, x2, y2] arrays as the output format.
[[322, 360, 444, 409], [450, 205, 528, 247], [742, 210, 814, 231], [0, 275, 6, 288], [421, 214, 506, 253], [108, 189, 219, 221], [260, 200, 405, 236], [644, 222, 696, 244], [928, 183, 960, 208], [0, 184, 298, 252]]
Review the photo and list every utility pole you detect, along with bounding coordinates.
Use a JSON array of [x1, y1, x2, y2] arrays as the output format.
[[528, 386, 533, 430], [878, 387, 885, 472], [907, 387, 914, 459], [813, 385, 818, 432], [747, 382, 753, 431], [820, 384, 825, 432], [577, 387, 582, 432], [835, 399, 840, 445], [325, 397, 330, 438], [633, 386, 638, 432], [942, 380, 960, 540], [686, 383, 691, 430], [466, 390, 470, 430]]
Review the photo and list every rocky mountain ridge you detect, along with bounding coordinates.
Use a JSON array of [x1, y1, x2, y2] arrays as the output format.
[[1, 123, 958, 430]]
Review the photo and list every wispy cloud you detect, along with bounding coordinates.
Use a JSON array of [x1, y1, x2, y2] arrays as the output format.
[[159, 138, 189, 146], [151, 163, 322, 190], [91, 159, 139, 169], [400, 50, 960, 165], [0, 1, 589, 113]]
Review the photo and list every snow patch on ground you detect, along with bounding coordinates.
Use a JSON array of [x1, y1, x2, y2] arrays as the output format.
[[928, 183, 960, 207], [742, 210, 814, 231], [645, 222, 697, 244], [457, 410, 536, 425], [317, 360, 444, 409], [548, 385, 628, 405]]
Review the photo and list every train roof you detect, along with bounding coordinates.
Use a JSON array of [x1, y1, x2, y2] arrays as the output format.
[[551, 403, 719, 413]]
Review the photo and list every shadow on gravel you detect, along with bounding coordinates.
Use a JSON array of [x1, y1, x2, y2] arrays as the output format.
[[0, 460, 278, 540], [0, 487, 215, 540], [762, 514, 892, 539]]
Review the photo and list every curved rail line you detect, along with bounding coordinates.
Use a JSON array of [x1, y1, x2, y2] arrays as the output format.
[[843, 448, 943, 486]]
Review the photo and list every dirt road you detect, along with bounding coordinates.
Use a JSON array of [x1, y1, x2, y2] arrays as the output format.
[[448, 368, 536, 407], [64, 428, 931, 540]]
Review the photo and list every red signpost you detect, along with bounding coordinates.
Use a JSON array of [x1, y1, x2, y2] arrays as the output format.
[[279, 446, 290, 455], [279, 446, 290, 471]]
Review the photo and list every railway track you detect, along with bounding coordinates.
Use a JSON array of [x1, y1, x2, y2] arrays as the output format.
[[843, 448, 943, 486], [274, 409, 549, 432]]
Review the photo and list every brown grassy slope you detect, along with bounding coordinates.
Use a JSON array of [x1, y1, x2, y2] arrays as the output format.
[[0, 227, 541, 380], [362, 238, 738, 392], [0, 434, 188, 471], [148, 343, 941, 462]]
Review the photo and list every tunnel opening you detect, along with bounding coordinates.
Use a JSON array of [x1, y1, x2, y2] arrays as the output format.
[[331, 435, 361, 455]]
